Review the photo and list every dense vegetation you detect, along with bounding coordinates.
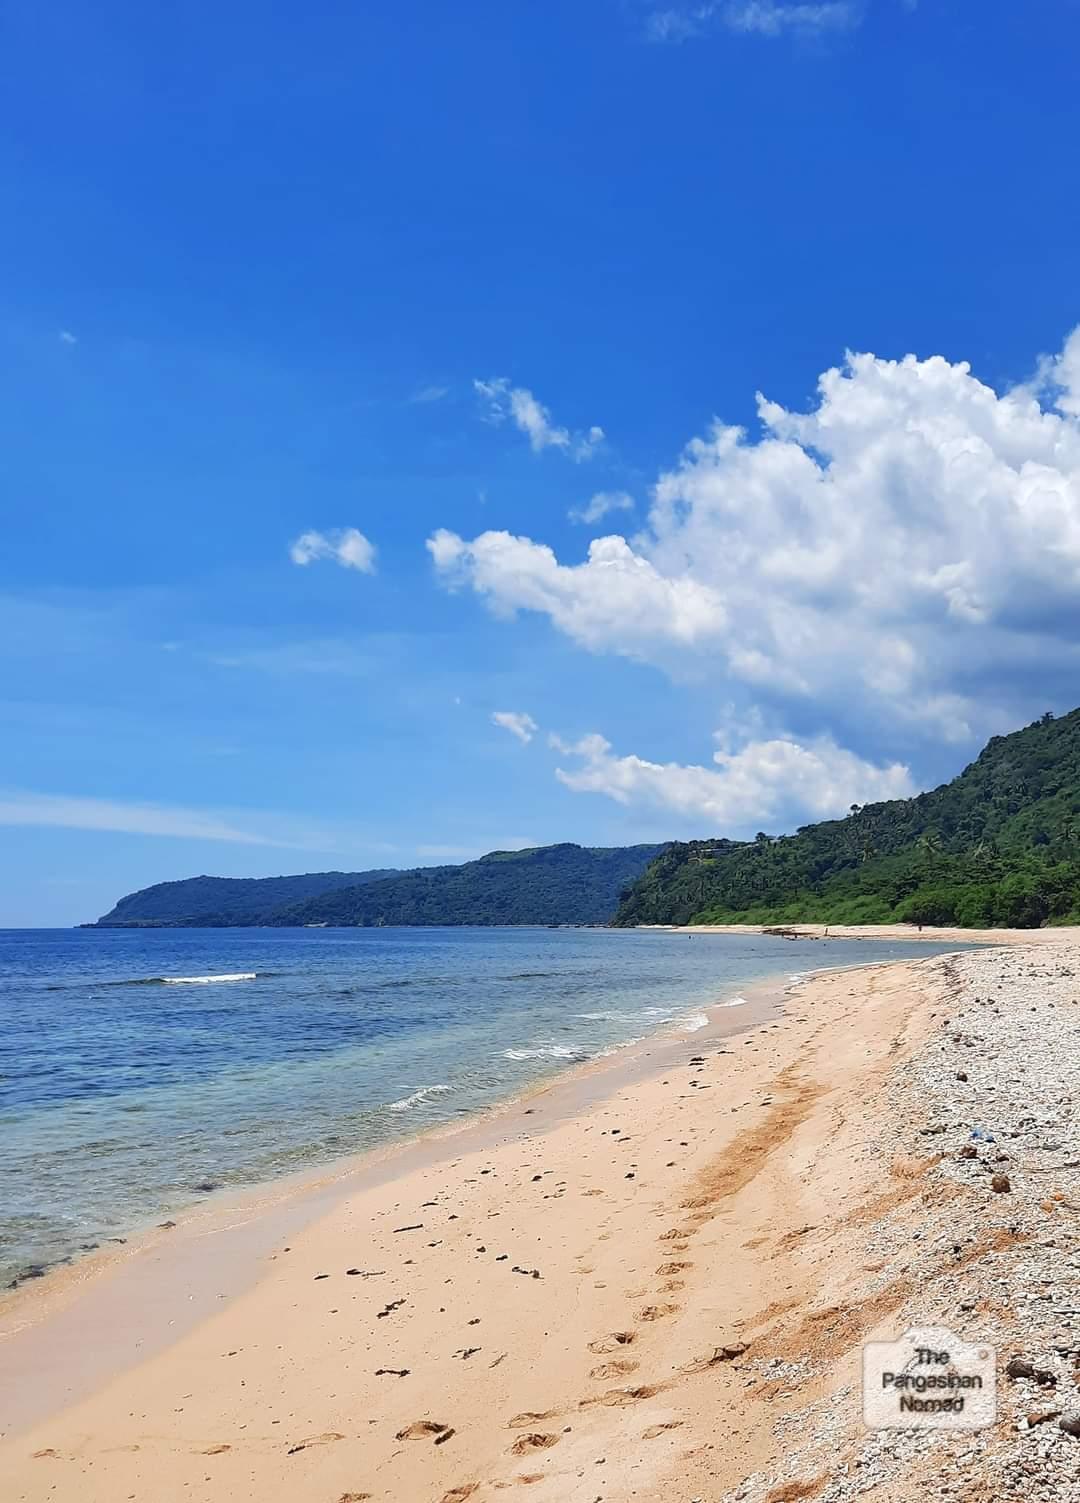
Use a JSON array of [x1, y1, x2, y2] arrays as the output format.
[[91, 869, 400, 927], [91, 845, 664, 928], [614, 710, 1080, 930], [272, 844, 665, 927]]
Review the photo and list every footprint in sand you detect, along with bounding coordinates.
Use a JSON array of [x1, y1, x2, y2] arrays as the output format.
[[338, 1494, 373, 1501], [656, 1261, 693, 1275], [580, 1384, 664, 1409], [511, 1433, 560, 1455], [589, 1359, 639, 1380], [287, 1431, 345, 1455], [507, 1410, 559, 1429], [396, 1420, 451, 1441], [441, 1487, 480, 1503], [642, 1422, 683, 1439], [637, 1303, 679, 1321], [200, 1444, 231, 1455], [587, 1331, 636, 1354]]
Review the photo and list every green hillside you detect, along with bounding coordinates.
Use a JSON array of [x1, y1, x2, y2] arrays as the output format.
[[270, 843, 665, 927], [90, 844, 664, 928], [613, 710, 1080, 930], [90, 869, 400, 927]]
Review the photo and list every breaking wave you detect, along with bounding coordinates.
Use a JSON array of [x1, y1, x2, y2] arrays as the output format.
[[502, 1044, 591, 1062], [387, 1083, 454, 1112], [160, 973, 258, 985]]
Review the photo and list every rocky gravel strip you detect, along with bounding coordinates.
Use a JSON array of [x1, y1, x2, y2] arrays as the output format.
[[726, 941, 1080, 1503]]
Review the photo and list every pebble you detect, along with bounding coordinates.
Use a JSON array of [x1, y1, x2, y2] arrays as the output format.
[[721, 942, 1080, 1503]]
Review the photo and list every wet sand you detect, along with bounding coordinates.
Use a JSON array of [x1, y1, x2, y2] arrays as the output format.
[[1, 977, 785, 1441]]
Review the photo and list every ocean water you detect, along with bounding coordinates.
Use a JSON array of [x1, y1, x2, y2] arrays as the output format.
[[0, 925, 973, 1288]]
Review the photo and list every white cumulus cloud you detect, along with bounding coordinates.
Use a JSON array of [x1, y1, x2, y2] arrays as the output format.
[[552, 731, 913, 830], [290, 527, 376, 573], [474, 378, 603, 461], [492, 710, 539, 744], [432, 328, 1080, 751], [428, 527, 728, 657]]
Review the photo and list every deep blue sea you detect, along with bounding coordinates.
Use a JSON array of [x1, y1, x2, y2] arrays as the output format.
[[0, 926, 972, 1289]]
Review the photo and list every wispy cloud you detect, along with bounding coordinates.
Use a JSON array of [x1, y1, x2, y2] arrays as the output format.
[[646, 5, 713, 40], [646, 0, 857, 42], [410, 384, 450, 404], [0, 791, 297, 846], [208, 639, 381, 677], [727, 1, 856, 34], [474, 378, 604, 461], [289, 527, 376, 573], [568, 491, 635, 526], [491, 709, 539, 744], [58, 330, 77, 345]]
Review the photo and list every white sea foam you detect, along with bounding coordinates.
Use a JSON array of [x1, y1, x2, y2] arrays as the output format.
[[719, 994, 749, 1008], [161, 973, 257, 985], [787, 961, 868, 988], [595, 1034, 646, 1057], [502, 1044, 589, 1062], [387, 1083, 453, 1112], [677, 1011, 709, 1031]]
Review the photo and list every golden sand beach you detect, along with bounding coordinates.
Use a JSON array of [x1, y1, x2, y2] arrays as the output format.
[[3, 927, 1077, 1503]]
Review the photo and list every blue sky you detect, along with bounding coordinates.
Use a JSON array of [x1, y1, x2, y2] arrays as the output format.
[[4, 0, 1080, 925]]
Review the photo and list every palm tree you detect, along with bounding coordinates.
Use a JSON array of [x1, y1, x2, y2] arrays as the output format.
[[919, 832, 943, 860]]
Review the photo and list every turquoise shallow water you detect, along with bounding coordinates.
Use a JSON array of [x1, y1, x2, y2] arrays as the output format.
[[0, 925, 974, 1287]]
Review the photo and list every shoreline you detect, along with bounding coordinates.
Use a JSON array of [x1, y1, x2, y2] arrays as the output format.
[[5, 928, 1075, 1503], [2, 932, 966, 1333], [667, 920, 1077, 944], [1, 928, 988, 1307], [0, 966, 790, 1438]]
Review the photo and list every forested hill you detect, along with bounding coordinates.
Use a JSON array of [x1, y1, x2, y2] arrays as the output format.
[[90, 844, 664, 928], [614, 709, 1080, 930], [90, 869, 400, 927], [270, 843, 665, 927]]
